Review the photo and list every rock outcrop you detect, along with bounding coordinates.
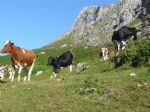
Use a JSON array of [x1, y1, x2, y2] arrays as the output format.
[[142, 0, 150, 39]]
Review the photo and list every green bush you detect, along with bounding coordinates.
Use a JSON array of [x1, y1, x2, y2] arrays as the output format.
[[115, 40, 150, 67]]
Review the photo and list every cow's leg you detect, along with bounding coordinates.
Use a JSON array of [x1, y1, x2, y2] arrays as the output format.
[[23, 67, 28, 81], [11, 71, 15, 82], [27, 60, 35, 81], [116, 42, 121, 56], [50, 72, 56, 79], [18, 66, 23, 81], [121, 41, 125, 50], [54, 67, 61, 78], [24, 76, 27, 81], [50, 67, 60, 79], [117, 42, 121, 51], [121, 41, 127, 50], [11, 66, 16, 82], [69, 65, 72, 73], [9, 72, 12, 80]]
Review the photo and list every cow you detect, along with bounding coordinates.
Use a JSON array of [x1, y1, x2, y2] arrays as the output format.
[[112, 26, 139, 51], [48, 51, 73, 79], [0, 65, 15, 81], [0, 65, 5, 81], [0, 40, 36, 81], [99, 48, 109, 60], [6, 65, 15, 81]]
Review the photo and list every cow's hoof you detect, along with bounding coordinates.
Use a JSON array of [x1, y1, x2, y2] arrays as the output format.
[[23, 76, 27, 81], [27, 79, 30, 82], [50, 77, 55, 80]]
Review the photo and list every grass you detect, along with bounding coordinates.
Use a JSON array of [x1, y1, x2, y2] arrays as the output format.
[[0, 46, 150, 112]]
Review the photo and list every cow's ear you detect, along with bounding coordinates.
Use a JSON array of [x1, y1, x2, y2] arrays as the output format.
[[11, 43, 14, 46], [10, 43, 14, 48]]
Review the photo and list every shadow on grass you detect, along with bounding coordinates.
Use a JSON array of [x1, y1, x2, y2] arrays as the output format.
[[0, 80, 7, 83]]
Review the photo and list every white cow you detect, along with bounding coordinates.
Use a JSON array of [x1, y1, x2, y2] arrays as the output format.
[[0, 65, 15, 81], [7, 66, 15, 81], [0, 66, 5, 81]]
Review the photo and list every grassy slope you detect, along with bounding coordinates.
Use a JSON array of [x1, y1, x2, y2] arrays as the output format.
[[0, 16, 149, 111], [0, 44, 150, 112]]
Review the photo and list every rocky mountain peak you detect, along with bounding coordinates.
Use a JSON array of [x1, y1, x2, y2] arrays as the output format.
[[53, 0, 142, 47]]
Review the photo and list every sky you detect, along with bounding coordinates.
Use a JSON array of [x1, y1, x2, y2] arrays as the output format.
[[0, 0, 118, 50]]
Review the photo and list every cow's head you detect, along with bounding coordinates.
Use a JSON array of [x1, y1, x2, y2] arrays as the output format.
[[112, 31, 119, 43], [1, 40, 14, 53], [0, 73, 4, 81], [48, 57, 54, 66], [100, 48, 109, 60]]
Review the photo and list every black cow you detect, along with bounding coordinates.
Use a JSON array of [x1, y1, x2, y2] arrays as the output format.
[[112, 26, 139, 51], [48, 51, 73, 79]]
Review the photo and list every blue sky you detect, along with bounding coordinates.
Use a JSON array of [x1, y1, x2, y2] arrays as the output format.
[[0, 0, 118, 50]]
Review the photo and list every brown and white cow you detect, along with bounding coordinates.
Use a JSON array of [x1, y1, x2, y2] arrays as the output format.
[[0, 40, 36, 81], [99, 48, 109, 61]]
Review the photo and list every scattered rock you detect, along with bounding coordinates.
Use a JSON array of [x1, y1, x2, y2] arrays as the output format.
[[79, 87, 96, 95], [100, 91, 114, 100], [57, 77, 65, 81], [60, 44, 67, 48], [129, 73, 136, 77], [39, 51, 46, 55], [137, 82, 148, 87], [36, 71, 43, 76], [76, 62, 86, 72], [57, 79, 61, 81], [137, 83, 141, 87], [84, 46, 89, 49], [144, 82, 148, 85]]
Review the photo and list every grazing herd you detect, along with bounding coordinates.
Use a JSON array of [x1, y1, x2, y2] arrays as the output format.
[[0, 26, 139, 82]]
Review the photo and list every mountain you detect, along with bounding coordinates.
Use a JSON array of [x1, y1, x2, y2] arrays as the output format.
[[142, 0, 150, 39], [47, 0, 142, 48]]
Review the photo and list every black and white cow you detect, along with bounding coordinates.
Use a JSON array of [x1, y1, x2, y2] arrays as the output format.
[[48, 51, 73, 79], [0, 65, 5, 81], [112, 26, 139, 51]]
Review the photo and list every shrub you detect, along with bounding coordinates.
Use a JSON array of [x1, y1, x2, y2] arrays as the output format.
[[101, 61, 114, 72], [115, 40, 150, 67]]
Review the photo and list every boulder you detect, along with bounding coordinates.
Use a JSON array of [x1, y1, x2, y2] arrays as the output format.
[[36, 71, 43, 76], [76, 62, 86, 72]]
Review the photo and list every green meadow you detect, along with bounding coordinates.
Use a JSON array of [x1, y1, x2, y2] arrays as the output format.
[[0, 45, 150, 112]]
